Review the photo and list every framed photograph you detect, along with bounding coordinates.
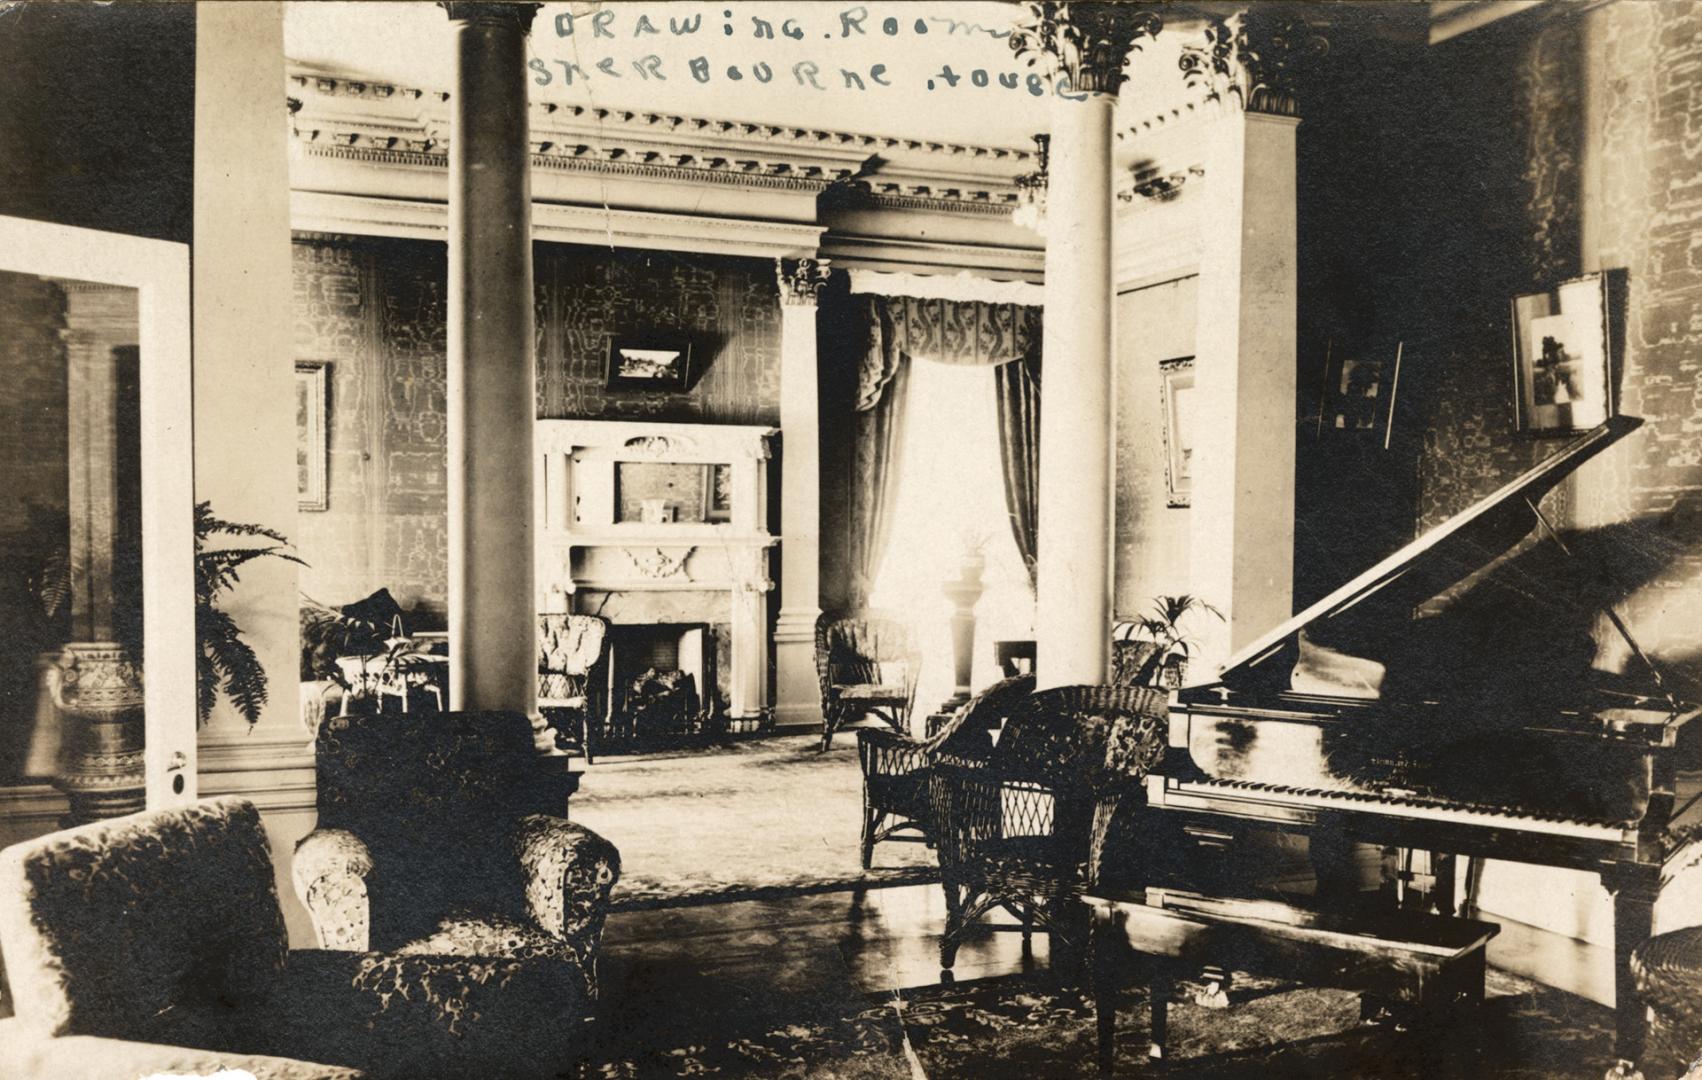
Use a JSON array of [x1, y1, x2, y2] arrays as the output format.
[[1331, 357, 1383, 431], [295, 361, 329, 511], [1159, 356, 1195, 508], [605, 334, 693, 392], [1511, 273, 1612, 435], [702, 463, 733, 523]]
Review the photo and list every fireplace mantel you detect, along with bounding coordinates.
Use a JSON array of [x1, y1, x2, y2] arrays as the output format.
[[535, 420, 777, 721]]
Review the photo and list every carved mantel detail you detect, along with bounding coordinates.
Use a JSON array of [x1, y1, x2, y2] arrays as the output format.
[[621, 547, 694, 580], [1010, 1, 1164, 98], [777, 258, 833, 307], [1177, 8, 1329, 117]]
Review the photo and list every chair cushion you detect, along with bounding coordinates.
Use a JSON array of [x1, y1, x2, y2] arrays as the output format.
[[836, 684, 910, 704], [395, 911, 575, 965]]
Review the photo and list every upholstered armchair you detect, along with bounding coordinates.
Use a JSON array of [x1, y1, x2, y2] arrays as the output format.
[[293, 710, 620, 1009], [0, 797, 589, 1080], [856, 674, 1034, 869], [929, 683, 1168, 972], [538, 612, 611, 763], [815, 610, 922, 751]]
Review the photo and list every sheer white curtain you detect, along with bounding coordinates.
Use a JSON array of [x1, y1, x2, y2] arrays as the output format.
[[869, 359, 1036, 722]]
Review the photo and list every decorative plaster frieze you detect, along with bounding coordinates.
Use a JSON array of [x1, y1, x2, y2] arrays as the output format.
[[289, 70, 1034, 215]]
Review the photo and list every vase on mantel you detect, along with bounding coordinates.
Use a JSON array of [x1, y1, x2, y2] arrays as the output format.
[[47, 641, 146, 825]]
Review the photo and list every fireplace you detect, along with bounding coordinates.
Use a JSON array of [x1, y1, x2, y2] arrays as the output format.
[[536, 420, 776, 728], [602, 622, 715, 742]]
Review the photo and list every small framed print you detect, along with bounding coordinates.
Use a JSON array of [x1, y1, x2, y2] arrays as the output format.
[[1511, 273, 1612, 436], [605, 335, 693, 392], [701, 463, 733, 523], [295, 361, 329, 511], [1159, 356, 1195, 508]]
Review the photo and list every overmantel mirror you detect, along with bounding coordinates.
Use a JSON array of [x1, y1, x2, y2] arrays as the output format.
[[0, 215, 195, 823]]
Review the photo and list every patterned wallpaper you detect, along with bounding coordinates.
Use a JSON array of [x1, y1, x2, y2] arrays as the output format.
[[290, 236, 782, 622], [291, 236, 451, 625], [1414, 1, 1702, 685], [536, 246, 780, 425]]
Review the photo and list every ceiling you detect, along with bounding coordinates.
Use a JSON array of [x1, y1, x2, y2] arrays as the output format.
[[283, 1, 1212, 150]]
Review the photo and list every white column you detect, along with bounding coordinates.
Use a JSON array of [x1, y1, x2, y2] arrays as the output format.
[[1013, 4, 1160, 690], [1034, 92, 1118, 689], [1188, 110, 1299, 664], [773, 258, 829, 727], [442, 3, 552, 749], [193, 1, 300, 745]]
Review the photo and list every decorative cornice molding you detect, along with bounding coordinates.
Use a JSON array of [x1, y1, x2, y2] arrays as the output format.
[[290, 72, 1034, 213], [777, 258, 833, 306], [1178, 8, 1329, 117], [1010, 1, 1164, 98]]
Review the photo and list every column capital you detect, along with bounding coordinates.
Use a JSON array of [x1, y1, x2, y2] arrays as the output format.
[[1010, 1, 1163, 98], [1178, 8, 1328, 117], [776, 257, 832, 307], [439, 2, 541, 32]]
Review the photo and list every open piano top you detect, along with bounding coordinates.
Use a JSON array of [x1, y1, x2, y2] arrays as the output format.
[[1169, 415, 1696, 826]]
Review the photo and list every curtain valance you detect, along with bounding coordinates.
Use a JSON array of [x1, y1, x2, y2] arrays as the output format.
[[856, 296, 1042, 412]]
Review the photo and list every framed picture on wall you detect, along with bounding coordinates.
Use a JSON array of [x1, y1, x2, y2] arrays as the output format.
[[295, 361, 329, 511], [605, 334, 693, 392], [702, 463, 733, 523], [1511, 273, 1612, 436], [1159, 356, 1195, 508]]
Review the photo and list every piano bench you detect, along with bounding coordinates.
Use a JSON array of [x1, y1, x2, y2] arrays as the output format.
[[1084, 888, 1499, 1077]]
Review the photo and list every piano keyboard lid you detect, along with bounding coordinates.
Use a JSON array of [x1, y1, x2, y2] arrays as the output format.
[[1212, 416, 1645, 696]]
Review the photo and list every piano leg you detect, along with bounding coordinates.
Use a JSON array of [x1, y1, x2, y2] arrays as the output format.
[[1603, 864, 1659, 1080]]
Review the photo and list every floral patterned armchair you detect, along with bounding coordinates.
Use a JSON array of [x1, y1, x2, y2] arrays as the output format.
[[294, 710, 620, 1012], [538, 613, 610, 763], [0, 797, 589, 1079]]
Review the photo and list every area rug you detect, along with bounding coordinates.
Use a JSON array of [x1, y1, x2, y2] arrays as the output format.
[[593, 967, 1628, 1079], [570, 734, 939, 912]]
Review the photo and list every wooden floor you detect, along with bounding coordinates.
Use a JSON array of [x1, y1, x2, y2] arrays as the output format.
[[597, 880, 1610, 1048]]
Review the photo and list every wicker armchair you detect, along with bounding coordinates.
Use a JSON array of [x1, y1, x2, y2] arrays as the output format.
[[856, 674, 1035, 869], [814, 611, 922, 751], [1631, 925, 1702, 1080], [538, 613, 610, 763], [929, 683, 1169, 972]]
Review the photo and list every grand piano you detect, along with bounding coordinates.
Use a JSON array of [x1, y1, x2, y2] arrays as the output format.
[[1146, 415, 1700, 1073]]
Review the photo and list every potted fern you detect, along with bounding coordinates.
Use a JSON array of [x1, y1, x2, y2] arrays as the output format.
[[1134, 594, 1223, 690], [196, 501, 306, 725]]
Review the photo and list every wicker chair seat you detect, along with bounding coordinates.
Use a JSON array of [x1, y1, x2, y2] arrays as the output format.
[[836, 684, 911, 705]]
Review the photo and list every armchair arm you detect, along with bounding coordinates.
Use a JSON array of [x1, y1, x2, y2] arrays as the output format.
[[510, 815, 620, 995], [292, 828, 374, 951], [856, 725, 929, 779]]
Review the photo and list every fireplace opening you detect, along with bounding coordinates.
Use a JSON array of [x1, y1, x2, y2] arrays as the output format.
[[602, 622, 720, 745]]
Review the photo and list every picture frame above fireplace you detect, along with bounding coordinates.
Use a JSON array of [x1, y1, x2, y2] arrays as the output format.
[[605, 334, 693, 392]]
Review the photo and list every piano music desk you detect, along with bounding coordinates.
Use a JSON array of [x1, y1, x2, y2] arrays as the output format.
[[1085, 888, 1498, 1077]]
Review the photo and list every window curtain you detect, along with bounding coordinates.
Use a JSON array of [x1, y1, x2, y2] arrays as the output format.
[[847, 295, 1041, 607], [994, 351, 1041, 592]]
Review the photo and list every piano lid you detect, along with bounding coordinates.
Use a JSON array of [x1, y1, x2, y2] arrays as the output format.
[[1218, 415, 1643, 691]]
